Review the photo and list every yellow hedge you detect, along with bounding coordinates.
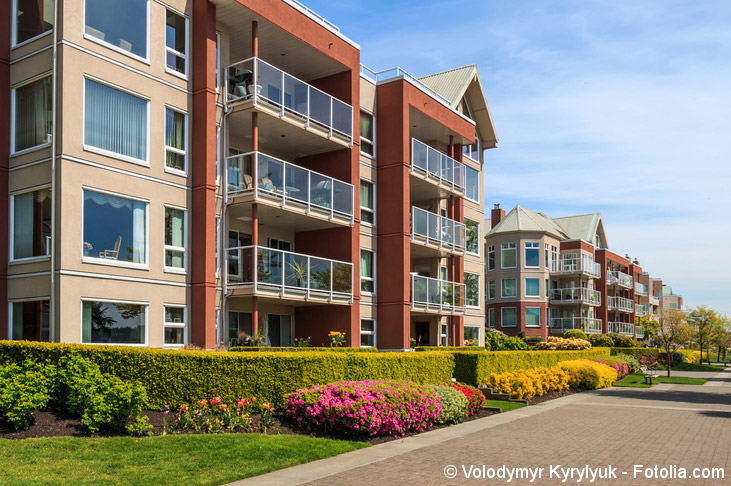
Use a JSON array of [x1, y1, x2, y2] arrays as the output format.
[[557, 359, 617, 389], [536, 336, 591, 351]]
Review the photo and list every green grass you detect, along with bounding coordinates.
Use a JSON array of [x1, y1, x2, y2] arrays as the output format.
[[0, 434, 368, 486], [483, 400, 527, 412], [614, 373, 708, 388], [672, 363, 724, 372]]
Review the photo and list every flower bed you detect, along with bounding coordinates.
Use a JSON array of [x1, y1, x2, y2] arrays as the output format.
[[588, 357, 631, 380], [441, 382, 486, 415], [170, 396, 273, 434]]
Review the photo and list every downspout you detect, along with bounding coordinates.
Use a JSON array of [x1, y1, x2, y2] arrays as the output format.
[[220, 98, 231, 346], [49, 0, 60, 342]]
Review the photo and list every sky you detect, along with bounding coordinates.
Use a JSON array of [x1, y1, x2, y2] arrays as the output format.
[[300, 0, 731, 314]]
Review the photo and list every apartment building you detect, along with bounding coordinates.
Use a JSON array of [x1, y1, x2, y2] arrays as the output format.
[[2, 0, 496, 349], [660, 285, 684, 312]]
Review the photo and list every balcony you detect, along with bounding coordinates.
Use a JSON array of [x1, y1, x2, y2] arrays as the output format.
[[635, 283, 649, 296], [226, 57, 353, 152], [607, 270, 633, 289], [649, 295, 660, 306], [608, 322, 634, 336], [410, 275, 465, 315], [226, 152, 353, 230], [550, 256, 601, 278], [550, 288, 601, 306], [635, 326, 645, 339], [226, 245, 353, 304], [607, 296, 634, 313], [410, 207, 465, 257], [635, 304, 649, 317], [550, 317, 602, 334], [410, 138, 465, 200]]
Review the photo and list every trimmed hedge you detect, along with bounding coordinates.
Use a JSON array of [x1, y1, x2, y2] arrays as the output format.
[[229, 346, 378, 353], [414, 346, 485, 352], [610, 347, 708, 361], [453, 348, 612, 385]]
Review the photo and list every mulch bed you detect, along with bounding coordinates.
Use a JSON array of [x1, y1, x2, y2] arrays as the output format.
[[528, 388, 579, 405]]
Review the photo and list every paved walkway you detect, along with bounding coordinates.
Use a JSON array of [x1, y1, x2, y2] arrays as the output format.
[[229, 369, 731, 486]]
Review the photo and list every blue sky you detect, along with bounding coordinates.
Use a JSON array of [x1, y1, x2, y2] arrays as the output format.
[[302, 0, 731, 314]]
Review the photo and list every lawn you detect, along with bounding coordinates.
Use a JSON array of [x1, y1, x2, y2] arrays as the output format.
[[483, 400, 527, 412], [614, 373, 708, 388], [671, 363, 725, 372], [0, 434, 368, 486]]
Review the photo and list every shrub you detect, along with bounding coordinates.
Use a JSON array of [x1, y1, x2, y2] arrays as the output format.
[[557, 360, 617, 389], [414, 347, 485, 352], [607, 334, 639, 348], [0, 361, 56, 431], [613, 353, 641, 373], [229, 347, 378, 353], [442, 382, 486, 415], [563, 330, 588, 340], [660, 351, 686, 367], [589, 357, 631, 380], [286, 380, 441, 437], [503, 336, 529, 350], [590, 334, 615, 348], [429, 385, 469, 424], [517, 332, 526, 339], [486, 367, 570, 400], [536, 336, 591, 351], [484, 329, 508, 351], [524, 336, 544, 346], [171, 396, 266, 433]]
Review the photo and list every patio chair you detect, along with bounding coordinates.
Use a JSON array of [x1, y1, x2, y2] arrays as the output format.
[[99, 236, 122, 260]]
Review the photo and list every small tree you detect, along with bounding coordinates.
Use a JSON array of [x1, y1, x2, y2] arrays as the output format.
[[688, 306, 723, 365], [658, 308, 694, 377], [636, 315, 657, 342]]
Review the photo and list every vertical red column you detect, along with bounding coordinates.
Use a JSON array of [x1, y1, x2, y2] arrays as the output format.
[[250, 21, 259, 336], [0, 0, 10, 340], [595, 250, 608, 334], [450, 144, 465, 346], [191, 0, 217, 348]]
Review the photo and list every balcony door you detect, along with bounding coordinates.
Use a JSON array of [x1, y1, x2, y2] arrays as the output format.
[[228, 230, 252, 282], [266, 314, 293, 347]]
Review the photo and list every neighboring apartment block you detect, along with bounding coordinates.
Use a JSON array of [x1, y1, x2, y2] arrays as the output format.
[[1, 0, 496, 349]]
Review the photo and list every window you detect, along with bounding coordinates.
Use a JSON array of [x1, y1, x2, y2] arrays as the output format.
[[465, 165, 479, 203], [165, 107, 186, 173], [551, 245, 558, 271], [85, 0, 148, 60], [11, 188, 51, 261], [164, 207, 186, 270], [669, 303, 678, 309], [360, 319, 376, 347], [526, 307, 541, 327], [165, 10, 187, 76], [525, 242, 540, 267], [215, 32, 220, 91], [545, 243, 549, 269], [465, 272, 480, 308], [215, 125, 221, 185], [82, 300, 146, 345], [83, 189, 147, 266], [501, 242, 516, 268], [215, 216, 220, 277], [10, 300, 49, 341], [487, 308, 495, 327], [163, 306, 186, 346], [12, 75, 52, 153], [462, 127, 480, 160], [360, 180, 375, 225], [487, 245, 495, 270], [502, 278, 516, 298], [228, 311, 252, 345], [266, 314, 293, 347], [487, 280, 496, 299], [464, 326, 479, 345], [268, 238, 291, 252], [84, 78, 148, 163], [440, 322, 448, 346], [360, 249, 374, 294], [360, 110, 374, 156], [525, 278, 540, 297], [13, 0, 54, 46], [465, 219, 479, 255], [501, 307, 517, 327]]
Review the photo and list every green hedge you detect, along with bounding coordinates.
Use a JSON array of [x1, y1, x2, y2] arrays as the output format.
[[229, 346, 378, 353], [414, 346, 485, 352], [453, 348, 612, 385], [610, 347, 708, 360]]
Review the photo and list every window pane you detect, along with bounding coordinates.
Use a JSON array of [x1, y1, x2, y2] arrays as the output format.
[[360, 180, 374, 224], [164, 327, 184, 345], [525, 278, 540, 297], [360, 319, 374, 333], [83, 190, 146, 264], [464, 326, 479, 343], [501, 244, 516, 268], [164, 208, 184, 247], [488, 280, 495, 299], [525, 244, 539, 267], [15, 0, 54, 44], [487, 308, 495, 327], [526, 307, 541, 327], [85, 79, 147, 161], [11, 300, 50, 341], [502, 279, 516, 297], [165, 108, 185, 170], [465, 272, 479, 307], [82, 301, 145, 344], [14, 76, 52, 152], [465, 219, 479, 254], [165, 306, 184, 324], [502, 307, 517, 326], [360, 333, 375, 347], [359, 111, 373, 156], [85, 0, 148, 58], [13, 189, 51, 259], [465, 166, 479, 202], [360, 250, 373, 293], [165, 11, 186, 73]]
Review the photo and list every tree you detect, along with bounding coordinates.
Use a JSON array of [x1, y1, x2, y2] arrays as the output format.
[[657, 308, 694, 377], [636, 315, 657, 342], [687, 306, 723, 365]]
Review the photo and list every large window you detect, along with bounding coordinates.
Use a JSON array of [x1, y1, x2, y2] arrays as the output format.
[[360, 319, 376, 347], [525, 278, 540, 297], [12, 75, 52, 153], [165, 107, 186, 173], [165, 10, 187, 76], [164, 207, 186, 271], [464, 326, 480, 345], [10, 300, 49, 341], [164, 305, 186, 346], [487, 308, 495, 327], [501, 278, 516, 298], [266, 314, 293, 347], [487, 280, 496, 299], [85, 0, 148, 60], [526, 307, 541, 327], [501, 307, 517, 327], [465, 165, 479, 203], [360, 180, 375, 226], [465, 272, 480, 308], [228, 311, 252, 345], [83, 189, 147, 266], [487, 245, 495, 270], [84, 78, 148, 163], [360, 249, 374, 294], [501, 242, 516, 268], [465, 219, 479, 255], [13, 0, 54, 46], [82, 300, 146, 345], [525, 242, 540, 267], [11, 188, 51, 260], [360, 110, 374, 157]]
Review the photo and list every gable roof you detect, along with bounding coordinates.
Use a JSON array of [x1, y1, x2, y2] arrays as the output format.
[[487, 205, 568, 239], [552, 213, 606, 247]]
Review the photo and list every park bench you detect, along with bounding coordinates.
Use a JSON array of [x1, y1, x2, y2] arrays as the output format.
[[639, 366, 660, 385]]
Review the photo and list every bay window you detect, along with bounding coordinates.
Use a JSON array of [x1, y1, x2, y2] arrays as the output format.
[[525, 241, 540, 267], [526, 307, 541, 327], [502, 278, 517, 298], [501, 307, 517, 327], [525, 278, 540, 297]]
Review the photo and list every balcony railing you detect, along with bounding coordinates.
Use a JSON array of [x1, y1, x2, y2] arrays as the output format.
[[635, 304, 649, 317], [226, 245, 353, 303], [607, 270, 633, 289], [411, 207, 465, 253], [607, 296, 634, 313], [550, 317, 602, 334], [635, 283, 649, 296], [550, 288, 601, 306], [550, 256, 601, 278], [649, 295, 660, 306], [635, 326, 645, 339], [608, 321, 634, 336], [411, 138, 465, 194], [359, 65, 455, 111], [411, 275, 465, 314], [226, 152, 354, 223], [226, 57, 353, 140]]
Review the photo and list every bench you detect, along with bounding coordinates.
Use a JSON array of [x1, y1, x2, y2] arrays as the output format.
[[639, 366, 660, 385]]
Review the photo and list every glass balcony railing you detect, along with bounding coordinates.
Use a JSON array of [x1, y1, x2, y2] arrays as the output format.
[[359, 65, 456, 111], [411, 138, 465, 193], [411, 275, 465, 314], [550, 317, 602, 334], [226, 152, 354, 222], [607, 296, 634, 313], [635, 283, 649, 296], [550, 288, 601, 306], [550, 256, 601, 278], [411, 207, 465, 253], [635, 304, 649, 317], [226, 245, 352, 302], [635, 326, 645, 339], [226, 57, 353, 140], [607, 270, 633, 289], [608, 322, 634, 336]]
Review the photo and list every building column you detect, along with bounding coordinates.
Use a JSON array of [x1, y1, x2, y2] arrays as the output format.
[[1, 1, 12, 339]]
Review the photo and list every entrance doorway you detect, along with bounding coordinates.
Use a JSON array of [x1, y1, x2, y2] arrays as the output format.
[[415, 321, 430, 346]]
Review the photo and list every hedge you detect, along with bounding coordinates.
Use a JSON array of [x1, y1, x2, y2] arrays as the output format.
[[610, 347, 709, 361], [0, 341, 451, 409], [453, 348, 612, 385], [414, 346, 485, 352], [229, 347, 378, 353]]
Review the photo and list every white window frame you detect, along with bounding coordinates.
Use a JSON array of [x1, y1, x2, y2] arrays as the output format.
[[81, 186, 150, 270], [163, 204, 187, 274], [215, 124, 221, 186], [360, 318, 376, 348], [525, 307, 541, 328], [465, 218, 480, 256], [501, 278, 517, 298], [545, 243, 549, 269], [8, 297, 51, 341], [440, 322, 448, 346], [487, 245, 495, 271], [487, 307, 495, 328], [164, 105, 188, 176], [525, 277, 540, 298], [82, 75, 151, 166], [10, 72, 53, 156], [83, 0, 151, 64], [465, 271, 480, 309], [464, 165, 480, 203], [501, 307, 517, 327], [501, 242, 517, 269], [163, 304, 187, 347], [164, 7, 189, 80], [80, 298, 149, 346], [359, 109, 375, 158], [9, 184, 52, 263], [360, 248, 375, 296], [215, 216, 221, 278], [359, 179, 375, 227], [215, 32, 221, 92], [11, 0, 54, 49], [524, 241, 540, 268], [487, 279, 496, 300]]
